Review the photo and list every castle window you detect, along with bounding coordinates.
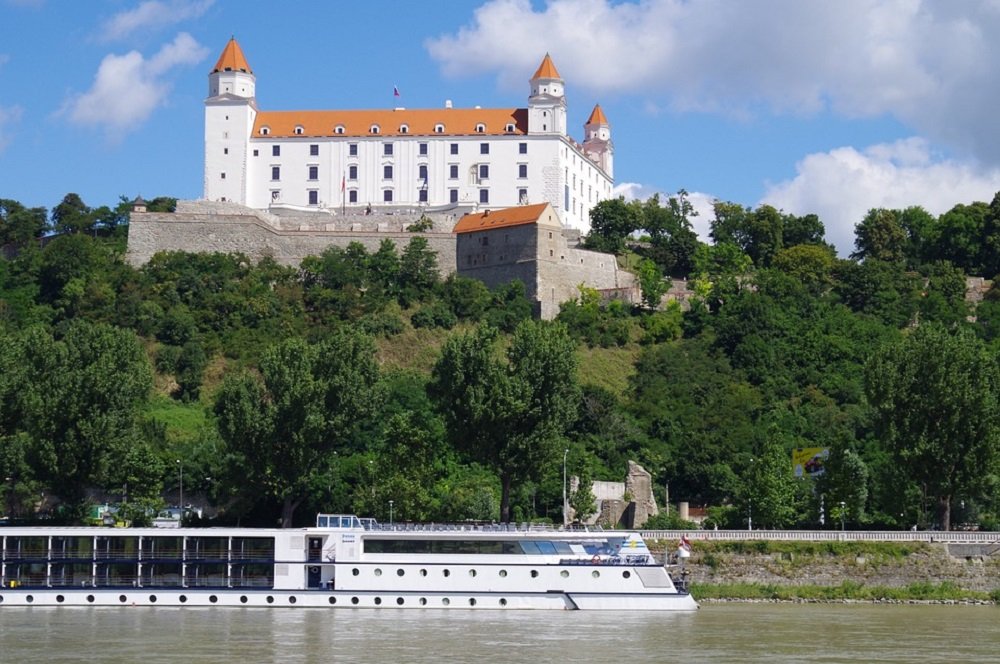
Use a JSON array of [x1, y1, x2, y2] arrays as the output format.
[[505, 124, 515, 133], [384, 189, 393, 202], [435, 124, 445, 133], [384, 143, 394, 156], [419, 143, 428, 156], [479, 189, 489, 204], [308, 190, 318, 205], [419, 164, 428, 180], [449, 165, 458, 179], [370, 124, 381, 134], [383, 165, 393, 179], [475, 123, 485, 133], [419, 189, 428, 203], [271, 166, 280, 181], [480, 143, 489, 155], [253, 149, 259, 157], [349, 165, 358, 180], [450, 189, 458, 203], [518, 189, 527, 204], [349, 190, 358, 203], [223, 148, 228, 155], [399, 124, 409, 134], [519, 142, 527, 154], [349, 143, 358, 156], [310, 144, 319, 156], [335, 125, 345, 134], [308, 165, 318, 180], [479, 164, 489, 180], [260, 127, 270, 135], [220, 172, 226, 179], [294, 126, 304, 135], [450, 143, 458, 155], [518, 164, 527, 178], [271, 145, 281, 157]]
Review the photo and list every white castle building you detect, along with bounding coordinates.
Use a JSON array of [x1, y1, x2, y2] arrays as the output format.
[[204, 38, 614, 230]]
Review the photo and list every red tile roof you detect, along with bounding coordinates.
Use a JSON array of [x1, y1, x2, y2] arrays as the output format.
[[253, 108, 528, 138], [586, 104, 609, 126], [212, 37, 252, 74], [532, 53, 562, 80], [453, 203, 551, 233]]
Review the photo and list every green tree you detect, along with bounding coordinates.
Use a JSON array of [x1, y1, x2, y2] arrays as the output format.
[[399, 236, 439, 305], [51, 193, 95, 235], [430, 321, 580, 522], [865, 324, 1000, 530], [816, 446, 869, 526], [214, 330, 382, 527], [852, 208, 907, 263], [585, 197, 640, 254], [0, 199, 48, 246], [741, 436, 804, 529], [637, 258, 668, 310]]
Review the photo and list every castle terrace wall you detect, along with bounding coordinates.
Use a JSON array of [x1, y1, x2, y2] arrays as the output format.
[[126, 211, 457, 275]]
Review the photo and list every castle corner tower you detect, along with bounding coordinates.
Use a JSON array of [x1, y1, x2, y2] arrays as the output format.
[[583, 104, 613, 178], [205, 37, 257, 203], [527, 53, 566, 136]]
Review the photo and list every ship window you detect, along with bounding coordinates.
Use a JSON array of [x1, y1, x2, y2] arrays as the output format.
[[468, 569, 477, 577], [352, 597, 359, 605], [420, 597, 427, 605], [622, 571, 631, 579], [329, 597, 337, 605], [352, 568, 360, 576], [537, 542, 557, 555], [499, 598, 507, 607], [419, 569, 427, 577], [469, 598, 477, 606], [26, 595, 34, 603], [520, 542, 540, 554], [266, 596, 274, 604], [148, 595, 156, 603], [374, 568, 383, 577], [180, 595, 188, 603], [560, 570, 569, 578], [374, 597, 382, 605], [530, 570, 539, 578], [240, 596, 247, 604], [442, 598, 450, 606], [498, 570, 507, 578], [87, 595, 95, 603], [592, 571, 600, 578], [57, 595, 65, 603], [443, 569, 451, 577], [209, 595, 218, 603], [396, 597, 404, 605], [119, 595, 127, 603], [397, 569, 405, 576]]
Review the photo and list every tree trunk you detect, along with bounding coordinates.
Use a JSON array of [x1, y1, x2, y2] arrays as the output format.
[[500, 474, 512, 524], [936, 495, 951, 532], [281, 495, 302, 528]]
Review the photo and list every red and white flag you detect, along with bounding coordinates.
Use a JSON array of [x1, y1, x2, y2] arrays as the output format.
[[341, 174, 346, 192], [679, 535, 691, 551]]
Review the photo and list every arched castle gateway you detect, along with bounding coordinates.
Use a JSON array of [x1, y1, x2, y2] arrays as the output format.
[[126, 38, 633, 319]]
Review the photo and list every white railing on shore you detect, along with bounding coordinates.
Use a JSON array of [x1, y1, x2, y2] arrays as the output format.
[[640, 529, 1000, 544]]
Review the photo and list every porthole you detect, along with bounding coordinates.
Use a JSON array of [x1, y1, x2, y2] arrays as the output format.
[[329, 597, 337, 605], [469, 569, 477, 577], [469, 598, 477, 606], [87, 595, 95, 603], [209, 595, 218, 604], [499, 598, 508, 607], [374, 568, 382, 577], [397, 569, 405, 577], [443, 569, 450, 577], [56, 595, 65, 603], [289, 596, 297, 604], [374, 597, 381, 605], [352, 568, 360, 576], [560, 570, 570, 578], [592, 570, 600, 578], [442, 598, 450, 606], [622, 571, 631, 579], [351, 597, 359, 605], [419, 597, 427, 606], [419, 569, 428, 577], [266, 596, 274, 604], [119, 595, 127, 603], [240, 596, 248, 604], [396, 597, 404, 606], [498, 570, 508, 578], [26, 595, 34, 603], [149, 595, 157, 603], [530, 570, 539, 578], [180, 595, 188, 603], [0, 596, 4, 604]]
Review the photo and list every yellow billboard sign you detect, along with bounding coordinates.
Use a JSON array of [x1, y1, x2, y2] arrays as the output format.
[[792, 447, 828, 478]]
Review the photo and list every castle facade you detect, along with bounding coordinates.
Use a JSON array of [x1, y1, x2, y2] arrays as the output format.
[[204, 39, 614, 230]]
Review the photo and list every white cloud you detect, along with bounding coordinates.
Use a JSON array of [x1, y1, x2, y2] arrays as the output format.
[[99, 0, 214, 42], [762, 138, 1000, 256], [62, 33, 208, 138], [0, 104, 24, 152], [428, 0, 1000, 165]]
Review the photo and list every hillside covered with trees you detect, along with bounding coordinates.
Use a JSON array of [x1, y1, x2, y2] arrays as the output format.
[[2, 191, 1000, 530]]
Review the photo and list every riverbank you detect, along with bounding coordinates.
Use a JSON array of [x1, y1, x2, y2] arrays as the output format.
[[648, 539, 1000, 602]]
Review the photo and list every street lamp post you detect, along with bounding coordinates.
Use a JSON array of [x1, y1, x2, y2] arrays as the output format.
[[562, 449, 569, 527], [389, 500, 394, 527], [176, 460, 183, 526], [748, 499, 753, 531], [840, 501, 846, 532]]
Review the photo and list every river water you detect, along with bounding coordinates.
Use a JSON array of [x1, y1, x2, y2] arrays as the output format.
[[0, 604, 997, 662]]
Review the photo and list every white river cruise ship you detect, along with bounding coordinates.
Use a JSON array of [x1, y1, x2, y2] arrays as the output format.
[[0, 514, 697, 610]]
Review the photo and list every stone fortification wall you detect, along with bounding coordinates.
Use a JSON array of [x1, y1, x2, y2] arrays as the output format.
[[536, 243, 634, 319], [126, 201, 457, 274]]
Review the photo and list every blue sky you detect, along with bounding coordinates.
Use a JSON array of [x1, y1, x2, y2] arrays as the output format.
[[3, 0, 1000, 255]]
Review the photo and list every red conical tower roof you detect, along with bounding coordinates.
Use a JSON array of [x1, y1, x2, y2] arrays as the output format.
[[587, 104, 609, 125], [212, 37, 252, 74], [531, 53, 562, 80]]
